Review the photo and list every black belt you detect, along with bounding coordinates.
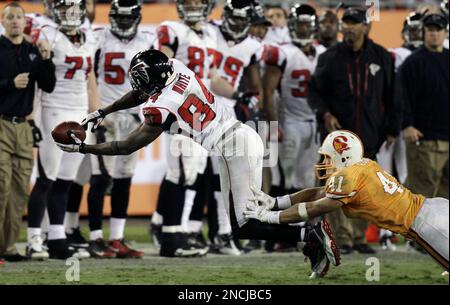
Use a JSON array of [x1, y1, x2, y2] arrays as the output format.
[[0, 114, 26, 124]]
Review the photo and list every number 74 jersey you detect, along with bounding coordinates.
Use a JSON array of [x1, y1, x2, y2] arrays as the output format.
[[325, 159, 425, 236]]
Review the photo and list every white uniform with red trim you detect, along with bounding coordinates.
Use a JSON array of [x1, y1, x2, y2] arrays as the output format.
[[36, 25, 98, 181], [207, 23, 263, 110], [264, 42, 325, 190], [88, 28, 157, 179], [156, 21, 216, 86], [156, 21, 217, 185], [142, 59, 264, 227], [264, 26, 291, 45]]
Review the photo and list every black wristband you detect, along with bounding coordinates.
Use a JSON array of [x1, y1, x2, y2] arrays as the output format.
[[79, 143, 86, 154], [111, 141, 120, 155], [98, 109, 106, 118]]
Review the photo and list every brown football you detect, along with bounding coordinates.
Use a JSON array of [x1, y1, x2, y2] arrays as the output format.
[[51, 121, 86, 145]]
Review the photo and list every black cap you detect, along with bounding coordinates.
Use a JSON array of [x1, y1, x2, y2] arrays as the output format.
[[423, 13, 448, 29], [252, 15, 272, 26], [342, 6, 367, 24]]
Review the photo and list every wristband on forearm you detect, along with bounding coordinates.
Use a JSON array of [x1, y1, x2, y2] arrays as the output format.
[[298, 202, 309, 221], [267, 211, 281, 224], [276, 195, 291, 210], [111, 141, 120, 154]]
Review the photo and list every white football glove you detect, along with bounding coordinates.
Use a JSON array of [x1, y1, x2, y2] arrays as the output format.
[[244, 202, 280, 224], [55, 132, 84, 153], [250, 186, 276, 209], [81, 109, 105, 132]]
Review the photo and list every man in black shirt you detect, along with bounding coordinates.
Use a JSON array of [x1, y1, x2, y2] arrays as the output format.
[[400, 13, 449, 199], [0, 2, 55, 262], [308, 6, 399, 255]]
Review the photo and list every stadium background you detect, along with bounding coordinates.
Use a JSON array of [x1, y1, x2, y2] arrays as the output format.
[[0, 0, 431, 216]]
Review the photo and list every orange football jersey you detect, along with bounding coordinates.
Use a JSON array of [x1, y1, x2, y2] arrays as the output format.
[[324, 159, 425, 235]]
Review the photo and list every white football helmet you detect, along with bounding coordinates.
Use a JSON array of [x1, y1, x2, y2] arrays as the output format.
[[315, 130, 364, 180]]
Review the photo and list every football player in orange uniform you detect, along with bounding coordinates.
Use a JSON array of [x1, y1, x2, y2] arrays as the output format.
[[246, 130, 449, 272]]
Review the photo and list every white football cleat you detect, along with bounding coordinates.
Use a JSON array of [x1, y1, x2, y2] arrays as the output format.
[[26, 235, 49, 260]]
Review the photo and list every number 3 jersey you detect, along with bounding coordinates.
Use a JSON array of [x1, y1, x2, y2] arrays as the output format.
[[263, 43, 325, 121], [94, 28, 156, 114], [40, 26, 98, 111], [325, 159, 425, 235], [142, 59, 236, 151]]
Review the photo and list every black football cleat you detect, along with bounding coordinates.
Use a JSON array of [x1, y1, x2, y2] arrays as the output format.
[[66, 227, 89, 249], [302, 240, 330, 278]]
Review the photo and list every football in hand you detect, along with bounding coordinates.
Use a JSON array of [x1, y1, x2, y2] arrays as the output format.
[[51, 121, 86, 145]]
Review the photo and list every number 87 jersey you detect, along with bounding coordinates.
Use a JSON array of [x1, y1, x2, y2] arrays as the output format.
[[142, 59, 236, 150], [94, 27, 156, 113]]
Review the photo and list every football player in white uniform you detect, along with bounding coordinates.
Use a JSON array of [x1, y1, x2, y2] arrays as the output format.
[[57, 50, 341, 276], [23, 0, 92, 247], [151, 0, 238, 257], [263, 4, 325, 195], [76, 0, 154, 259], [26, 0, 98, 260], [205, 0, 264, 255]]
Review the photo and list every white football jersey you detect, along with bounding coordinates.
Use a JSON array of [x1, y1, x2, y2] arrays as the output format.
[[40, 26, 98, 111], [141, 59, 237, 151], [208, 24, 263, 108], [264, 43, 326, 120], [155, 21, 216, 84], [390, 47, 412, 72], [264, 26, 291, 45], [94, 28, 156, 114]]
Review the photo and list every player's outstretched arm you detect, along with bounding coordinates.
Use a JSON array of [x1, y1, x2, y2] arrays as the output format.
[[289, 187, 326, 205], [251, 187, 325, 210], [82, 91, 147, 131], [82, 123, 163, 156], [245, 197, 342, 224], [279, 198, 343, 224]]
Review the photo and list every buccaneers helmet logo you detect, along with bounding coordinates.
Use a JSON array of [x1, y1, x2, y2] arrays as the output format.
[[333, 136, 350, 154], [130, 62, 150, 86]]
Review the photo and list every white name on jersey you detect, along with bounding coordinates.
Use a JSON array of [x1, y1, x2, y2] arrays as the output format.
[[142, 59, 236, 150]]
